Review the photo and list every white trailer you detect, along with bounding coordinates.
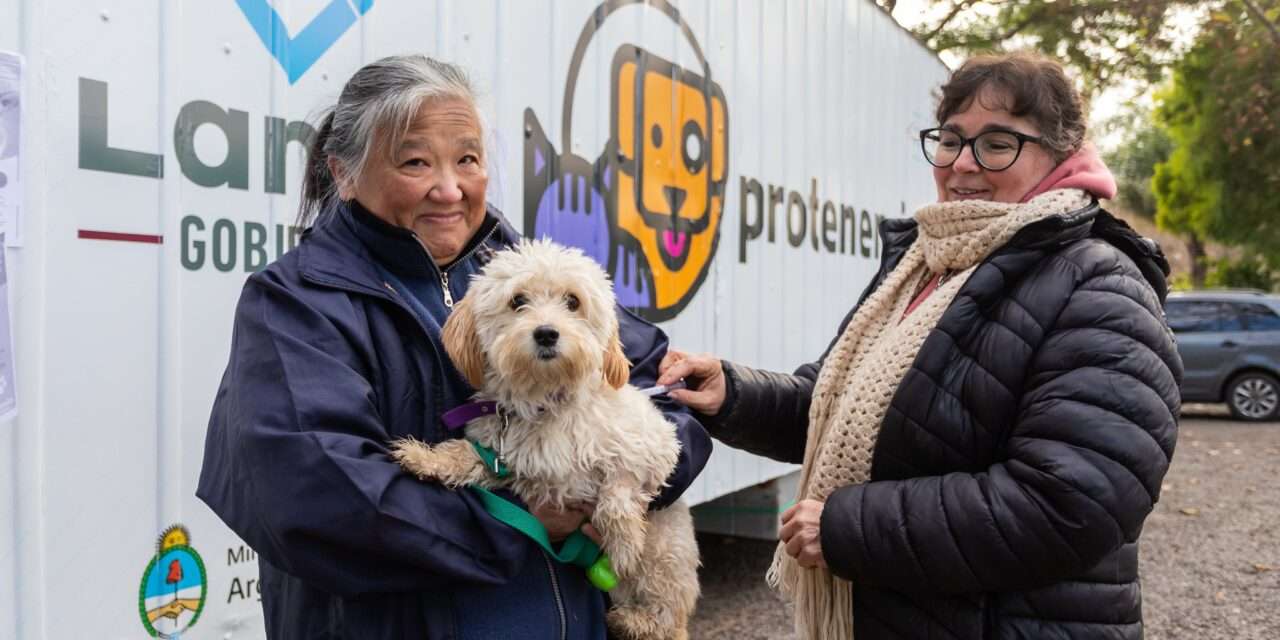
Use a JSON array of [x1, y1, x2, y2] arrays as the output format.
[[0, 1, 946, 637]]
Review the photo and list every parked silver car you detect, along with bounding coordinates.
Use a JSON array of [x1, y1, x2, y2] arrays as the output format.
[[1166, 290, 1280, 421]]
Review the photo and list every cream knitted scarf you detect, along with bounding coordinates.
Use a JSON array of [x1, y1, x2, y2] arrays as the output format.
[[768, 189, 1092, 639]]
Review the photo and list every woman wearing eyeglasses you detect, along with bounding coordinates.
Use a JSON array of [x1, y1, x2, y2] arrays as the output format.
[[659, 51, 1182, 639]]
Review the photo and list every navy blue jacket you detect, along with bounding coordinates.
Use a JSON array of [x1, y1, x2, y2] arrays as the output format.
[[196, 201, 711, 640]]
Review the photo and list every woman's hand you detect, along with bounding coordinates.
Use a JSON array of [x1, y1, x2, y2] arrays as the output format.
[[780, 499, 827, 569], [531, 501, 594, 542], [657, 349, 728, 416], [579, 522, 603, 546]]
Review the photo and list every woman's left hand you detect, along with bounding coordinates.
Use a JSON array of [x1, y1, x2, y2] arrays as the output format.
[[532, 500, 594, 542], [780, 499, 827, 569]]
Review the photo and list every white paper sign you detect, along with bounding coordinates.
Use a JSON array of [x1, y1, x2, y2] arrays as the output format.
[[0, 51, 21, 246], [0, 233, 14, 420]]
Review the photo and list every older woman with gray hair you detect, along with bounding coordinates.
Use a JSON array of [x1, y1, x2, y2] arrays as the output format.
[[197, 55, 710, 639]]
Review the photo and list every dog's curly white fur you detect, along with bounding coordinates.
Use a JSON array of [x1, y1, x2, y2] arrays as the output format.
[[390, 239, 699, 640]]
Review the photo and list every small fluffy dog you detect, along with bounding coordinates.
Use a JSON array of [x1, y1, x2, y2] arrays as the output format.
[[391, 240, 699, 640]]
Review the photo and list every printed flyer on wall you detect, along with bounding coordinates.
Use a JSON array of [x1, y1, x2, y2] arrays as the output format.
[[0, 51, 17, 418], [0, 51, 20, 246], [0, 231, 13, 420]]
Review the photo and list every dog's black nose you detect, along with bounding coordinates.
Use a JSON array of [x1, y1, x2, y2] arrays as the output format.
[[663, 186, 687, 215], [533, 325, 559, 347]]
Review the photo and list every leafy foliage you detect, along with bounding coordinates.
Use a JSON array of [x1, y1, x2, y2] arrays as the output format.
[[1205, 253, 1278, 290], [1152, 3, 1280, 282], [1106, 117, 1175, 218], [906, 0, 1207, 97]]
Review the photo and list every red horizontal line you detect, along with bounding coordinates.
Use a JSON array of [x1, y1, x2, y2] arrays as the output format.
[[78, 230, 164, 244]]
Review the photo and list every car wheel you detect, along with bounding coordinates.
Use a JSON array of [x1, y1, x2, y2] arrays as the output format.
[[1226, 373, 1280, 421]]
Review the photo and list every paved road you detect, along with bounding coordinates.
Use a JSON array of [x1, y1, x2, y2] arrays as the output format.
[[688, 405, 1280, 639]]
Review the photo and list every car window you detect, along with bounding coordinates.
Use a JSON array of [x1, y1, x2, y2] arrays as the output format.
[[1240, 303, 1280, 331], [1166, 301, 1215, 332], [1216, 304, 1248, 331], [1166, 300, 1244, 332]]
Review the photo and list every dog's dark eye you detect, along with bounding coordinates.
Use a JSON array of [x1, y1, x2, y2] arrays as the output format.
[[565, 293, 580, 312], [510, 294, 528, 311]]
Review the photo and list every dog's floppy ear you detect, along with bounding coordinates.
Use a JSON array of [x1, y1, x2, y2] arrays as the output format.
[[602, 331, 631, 389], [443, 296, 486, 389]]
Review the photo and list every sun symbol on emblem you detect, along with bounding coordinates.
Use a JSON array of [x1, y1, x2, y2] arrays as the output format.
[[138, 524, 208, 638]]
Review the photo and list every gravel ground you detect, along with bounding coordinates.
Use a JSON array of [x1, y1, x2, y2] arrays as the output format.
[[689, 404, 1280, 639], [1142, 405, 1280, 639]]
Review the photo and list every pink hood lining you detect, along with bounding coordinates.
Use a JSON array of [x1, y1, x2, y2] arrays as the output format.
[[1020, 143, 1117, 203]]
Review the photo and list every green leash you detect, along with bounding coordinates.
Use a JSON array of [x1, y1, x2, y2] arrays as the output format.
[[469, 442, 618, 591]]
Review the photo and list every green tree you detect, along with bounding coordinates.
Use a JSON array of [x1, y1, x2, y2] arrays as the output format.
[[1105, 115, 1175, 218], [1152, 4, 1280, 289], [1150, 138, 1215, 285], [902, 0, 1206, 96], [1103, 113, 1217, 287], [900, 1, 1280, 91], [1204, 253, 1277, 290]]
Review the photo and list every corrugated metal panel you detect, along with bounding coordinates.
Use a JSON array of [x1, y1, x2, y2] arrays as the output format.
[[0, 1, 948, 636]]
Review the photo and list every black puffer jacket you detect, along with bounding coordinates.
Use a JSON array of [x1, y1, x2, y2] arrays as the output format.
[[704, 203, 1182, 639]]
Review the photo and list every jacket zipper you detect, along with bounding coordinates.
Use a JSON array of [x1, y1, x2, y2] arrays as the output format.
[[440, 271, 454, 308], [415, 222, 499, 310], [541, 551, 568, 640]]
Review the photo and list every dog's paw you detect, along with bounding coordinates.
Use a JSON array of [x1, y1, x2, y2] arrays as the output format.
[[389, 438, 446, 481], [389, 438, 483, 487], [594, 494, 650, 578], [601, 522, 648, 579]]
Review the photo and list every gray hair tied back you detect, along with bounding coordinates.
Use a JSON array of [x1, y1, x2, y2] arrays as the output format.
[[298, 55, 480, 228]]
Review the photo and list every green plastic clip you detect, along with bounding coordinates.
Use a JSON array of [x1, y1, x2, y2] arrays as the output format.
[[585, 553, 618, 591]]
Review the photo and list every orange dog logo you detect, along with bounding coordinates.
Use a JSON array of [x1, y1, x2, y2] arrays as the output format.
[[524, 5, 727, 321]]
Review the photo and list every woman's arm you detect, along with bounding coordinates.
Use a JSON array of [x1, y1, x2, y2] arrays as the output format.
[[197, 272, 533, 598], [818, 251, 1183, 594], [658, 304, 862, 464], [702, 360, 818, 464]]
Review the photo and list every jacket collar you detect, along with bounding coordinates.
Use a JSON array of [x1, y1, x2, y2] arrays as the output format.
[[879, 216, 920, 252], [296, 200, 519, 296], [346, 199, 442, 278]]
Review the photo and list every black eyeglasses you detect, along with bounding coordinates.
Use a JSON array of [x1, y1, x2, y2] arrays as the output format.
[[919, 127, 1044, 172]]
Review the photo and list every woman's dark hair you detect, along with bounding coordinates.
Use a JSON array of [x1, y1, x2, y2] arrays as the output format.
[[935, 51, 1087, 163], [298, 55, 479, 227]]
